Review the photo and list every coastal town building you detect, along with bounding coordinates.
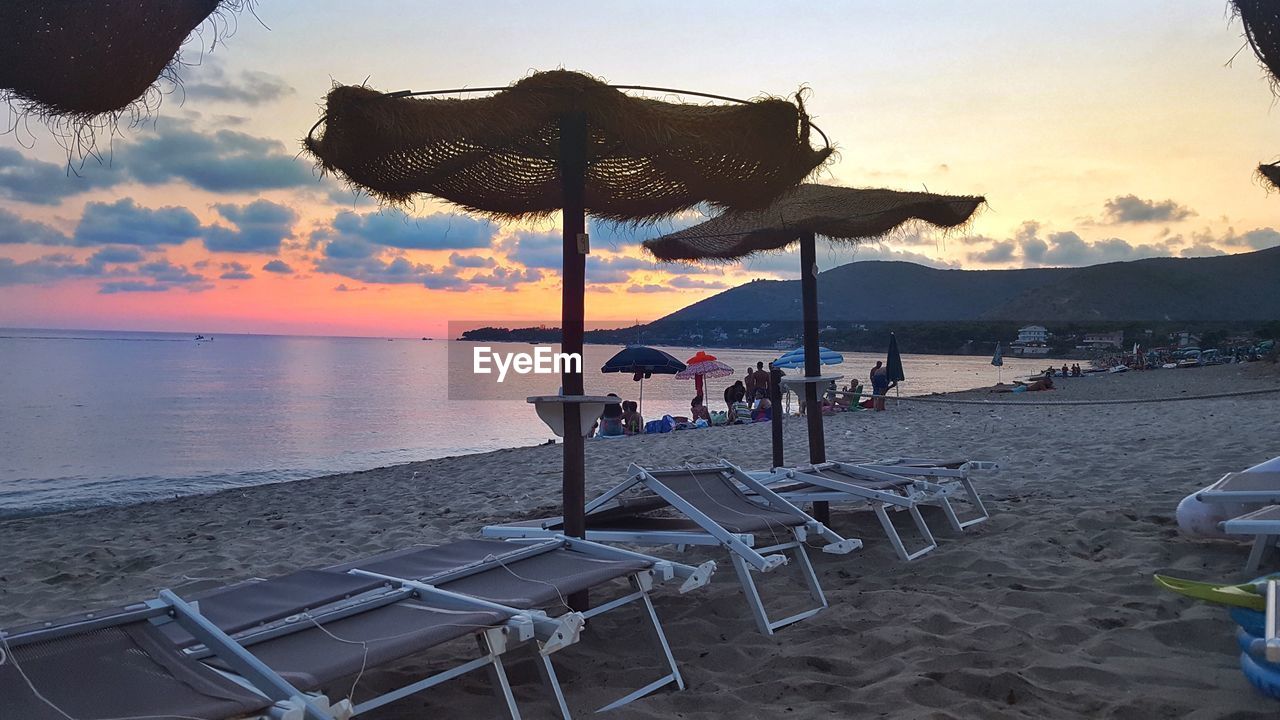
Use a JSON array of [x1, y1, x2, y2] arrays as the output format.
[[1016, 325, 1048, 344], [1012, 325, 1052, 356], [1082, 331, 1124, 349]]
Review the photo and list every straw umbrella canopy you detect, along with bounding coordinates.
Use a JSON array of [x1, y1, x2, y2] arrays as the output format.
[[303, 71, 830, 573], [644, 184, 984, 522], [1, 1, 243, 129], [1230, 1, 1280, 190]]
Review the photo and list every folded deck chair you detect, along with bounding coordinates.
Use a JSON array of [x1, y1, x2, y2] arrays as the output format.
[[483, 462, 860, 635], [817, 458, 994, 532], [752, 464, 940, 562], [329, 536, 714, 716]]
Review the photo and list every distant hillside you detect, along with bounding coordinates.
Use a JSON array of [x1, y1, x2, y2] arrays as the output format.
[[653, 246, 1280, 324]]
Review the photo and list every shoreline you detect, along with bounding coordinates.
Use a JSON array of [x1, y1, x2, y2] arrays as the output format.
[[4, 362, 1280, 717]]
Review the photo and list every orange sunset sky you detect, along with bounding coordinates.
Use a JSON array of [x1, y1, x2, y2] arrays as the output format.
[[2, 1, 1278, 337]]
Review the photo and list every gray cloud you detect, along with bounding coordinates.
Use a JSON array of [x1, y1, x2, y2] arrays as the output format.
[[204, 200, 298, 253], [219, 261, 254, 280], [0, 149, 119, 205], [626, 284, 667, 293], [73, 199, 202, 247], [329, 209, 496, 251], [262, 259, 294, 274], [668, 276, 729, 289], [0, 207, 72, 245], [90, 247, 147, 264], [120, 120, 314, 192], [184, 69, 296, 106], [0, 254, 122, 285], [449, 252, 497, 268], [1102, 195, 1195, 224], [967, 240, 1017, 264], [469, 266, 543, 290]]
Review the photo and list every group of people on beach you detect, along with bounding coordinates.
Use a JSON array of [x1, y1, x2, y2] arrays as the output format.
[[1046, 364, 1083, 378], [593, 356, 907, 438]]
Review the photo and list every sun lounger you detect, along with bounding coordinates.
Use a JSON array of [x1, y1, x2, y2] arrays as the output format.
[[328, 536, 714, 716], [1220, 505, 1280, 572], [2, 566, 567, 719], [818, 458, 995, 532], [483, 462, 860, 635], [1198, 472, 1280, 505], [751, 464, 940, 562]]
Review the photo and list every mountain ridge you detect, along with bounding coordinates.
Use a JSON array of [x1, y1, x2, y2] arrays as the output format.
[[651, 245, 1280, 324]]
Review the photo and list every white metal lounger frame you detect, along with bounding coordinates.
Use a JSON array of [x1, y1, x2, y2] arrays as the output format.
[[176, 579, 567, 720], [755, 466, 938, 562], [484, 463, 860, 635], [836, 460, 993, 531], [0, 584, 545, 720], [1218, 506, 1280, 572], [347, 536, 714, 718]]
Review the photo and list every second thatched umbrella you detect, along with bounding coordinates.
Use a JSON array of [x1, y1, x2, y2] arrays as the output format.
[[644, 184, 984, 523], [304, 72, 829, 603]]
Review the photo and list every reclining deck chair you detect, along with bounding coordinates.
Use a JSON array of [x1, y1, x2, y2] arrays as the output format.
[[751, 464, 940, 562], [483, 462, 860, 635], [815, 458, 993, 532], [328, 536, 714, 716], [1197, 472, 1280, 572]]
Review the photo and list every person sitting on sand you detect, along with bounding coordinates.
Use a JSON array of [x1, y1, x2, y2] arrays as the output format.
[[690, 395, 711, 424], [992, 375, 1054, 393], [621, 400, 643, 434], [724, 380, 745, 416], [751, 388, 772, 422], [596, 393, 625, 437]]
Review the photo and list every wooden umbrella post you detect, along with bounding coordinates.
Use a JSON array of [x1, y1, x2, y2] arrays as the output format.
[[799, 231, 829, 524], [770, 364, 784, 469], [559, 110, 589, 611]]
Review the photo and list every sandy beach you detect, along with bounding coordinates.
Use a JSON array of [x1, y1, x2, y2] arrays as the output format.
[[4, 362, 1280, 718]]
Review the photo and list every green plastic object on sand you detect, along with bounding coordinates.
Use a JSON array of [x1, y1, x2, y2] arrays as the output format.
[[1154, 574, 1269, 611]]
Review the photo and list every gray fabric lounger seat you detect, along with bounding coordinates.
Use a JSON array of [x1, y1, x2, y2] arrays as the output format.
[[1, 616, 273, 720], [332, 537, 712, 716], [483, 462, 860, 635]]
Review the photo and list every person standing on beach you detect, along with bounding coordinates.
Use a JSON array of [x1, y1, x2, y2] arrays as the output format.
[[752, 361, 771, 396], [871, 363, 889, 411], [744, 367, 757, 399], [870, 360, 882, 382]]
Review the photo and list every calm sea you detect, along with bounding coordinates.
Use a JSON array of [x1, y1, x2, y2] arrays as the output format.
[[0, 329, 1046, 518]]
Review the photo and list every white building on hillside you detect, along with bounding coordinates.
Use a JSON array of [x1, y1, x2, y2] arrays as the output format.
[[1017, 325, 1048, 344]]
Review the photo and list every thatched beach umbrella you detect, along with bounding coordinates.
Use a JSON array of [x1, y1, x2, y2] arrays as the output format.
[[644, 184, 984, 523], [304, 71, 830, 593], [1230, 1, 1280, 190], [1, 1, 243, 125]]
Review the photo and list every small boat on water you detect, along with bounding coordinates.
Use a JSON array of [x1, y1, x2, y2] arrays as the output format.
[[194, 335, 212, 343], [1108, 365, 1129, 373]]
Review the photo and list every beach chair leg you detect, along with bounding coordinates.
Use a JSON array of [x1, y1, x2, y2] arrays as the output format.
[[639, 589, 685, 692], [873, 504, 937, 562], [480, 636, 524, 720], [533, 652, 572, 720], [595, 590, 685, 713], [1247, 535, 1277, 574], [789, 537, 827, 610], [729, 551, 775, 636]]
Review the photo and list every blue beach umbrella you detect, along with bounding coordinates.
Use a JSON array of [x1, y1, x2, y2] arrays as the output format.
[[601, 345, 686, 414], [773, 346, 844, 370], [992, 342, 1004, 383]]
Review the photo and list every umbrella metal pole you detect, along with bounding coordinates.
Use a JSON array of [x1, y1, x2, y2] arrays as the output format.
[[799, 231, 829, 524], [770, 364, 784, 468], [559, 110, 589, 611]]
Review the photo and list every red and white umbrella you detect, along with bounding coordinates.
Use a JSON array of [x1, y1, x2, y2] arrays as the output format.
[[676, 350, 735, 397]]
